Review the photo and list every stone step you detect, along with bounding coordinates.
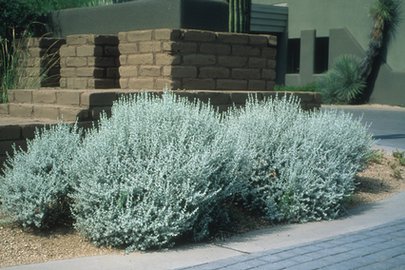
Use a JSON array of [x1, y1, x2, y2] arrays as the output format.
[[8, 89, 123, 107], [9, 89, 86, 106], [4, 89, 322, 120], [7, 103, 91, 122], [0, 115, 60, 171], [7, 88, 323, 108], [2, 89, 121, 122]]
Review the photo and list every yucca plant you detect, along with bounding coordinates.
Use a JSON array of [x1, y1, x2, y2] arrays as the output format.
[[317, 55, 365, 104], [358, 0, 400, 101]]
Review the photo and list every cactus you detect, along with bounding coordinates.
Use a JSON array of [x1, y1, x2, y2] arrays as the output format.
[[228, 0, 251, 33]]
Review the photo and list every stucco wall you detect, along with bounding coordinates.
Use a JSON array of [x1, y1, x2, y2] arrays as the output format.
[[48, 0, 229, 37], [254, 0, 405, 105], [253, 0, 405, 72]]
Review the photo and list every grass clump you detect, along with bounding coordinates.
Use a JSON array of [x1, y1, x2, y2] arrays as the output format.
[[0, 30, 60, 103], [368, 149, 385, 164], [393, 151, 405, 166], [0, 32, 28, 103], [274, 83, 318, 92]]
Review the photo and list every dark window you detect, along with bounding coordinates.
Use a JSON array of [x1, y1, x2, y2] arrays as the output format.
[[314, 37, 329, 74], [286, 38, 300, 73]]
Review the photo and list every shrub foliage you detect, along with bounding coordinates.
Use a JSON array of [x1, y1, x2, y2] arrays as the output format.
[[70, 93, 242, 250], [0, 124, 81, 228], [227, 96, 373, 222], [0, 92, 373, 249]]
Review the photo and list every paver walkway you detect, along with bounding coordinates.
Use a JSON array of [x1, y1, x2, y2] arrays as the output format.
[[179, 218, 405, 270]]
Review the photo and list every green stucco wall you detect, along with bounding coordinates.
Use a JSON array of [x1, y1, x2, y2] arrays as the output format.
[[253, 0, 405, 72], [253, 0, 405, 105], [48, 0, 228, 37]]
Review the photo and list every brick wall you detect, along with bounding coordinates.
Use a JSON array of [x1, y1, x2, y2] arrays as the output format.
[[118, 29, 277, 90], [24, 29, 277, 91], [24, 38, 65, 87], [59, 35, 120, 89]]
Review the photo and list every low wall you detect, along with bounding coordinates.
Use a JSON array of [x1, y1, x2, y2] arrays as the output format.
[[0, 120, 93, 172], [24, 38, 65, 87], [59, 35, 120, 89], [0, 124, 34, 169], [51, 29, 277, 91], [73, 90, 321, 112], [118, 29, 277, 90], [0, 89, 320, 170]]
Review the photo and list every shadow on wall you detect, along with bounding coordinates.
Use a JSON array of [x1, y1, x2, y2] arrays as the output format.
[[47, 0, 229, 37]]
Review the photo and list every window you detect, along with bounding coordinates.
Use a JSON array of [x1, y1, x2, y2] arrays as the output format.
[[314, 37, 329, 74], [287, 38, 300, 73]]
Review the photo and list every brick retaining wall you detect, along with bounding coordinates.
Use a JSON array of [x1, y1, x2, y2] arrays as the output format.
[[118, 29, 277, 90], [59, 35, 120, 89], [24, 38, 65, 87], [23, 29, 277, 91]]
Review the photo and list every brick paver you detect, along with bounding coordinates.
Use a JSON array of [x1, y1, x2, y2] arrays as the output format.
[[178, 218, 405, 270]]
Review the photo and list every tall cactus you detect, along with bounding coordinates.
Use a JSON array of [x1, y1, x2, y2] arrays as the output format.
[[228, 0, 251, 33]]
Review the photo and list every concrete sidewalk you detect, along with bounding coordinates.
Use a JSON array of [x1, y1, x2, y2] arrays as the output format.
[[180, 218, 405, 270], [3, 192, 405, 270]]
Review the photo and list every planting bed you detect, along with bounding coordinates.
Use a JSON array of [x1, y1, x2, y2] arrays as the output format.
[[0, 151, 404, 268]]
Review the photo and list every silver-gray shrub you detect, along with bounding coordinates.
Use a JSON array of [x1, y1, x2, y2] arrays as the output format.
[[0, 124, 81, 228], [71, 92, 243, 251], [227, 96, 373, 222]]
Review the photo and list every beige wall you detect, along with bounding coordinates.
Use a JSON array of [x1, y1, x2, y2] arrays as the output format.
[[118, 29, 277, 91]]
